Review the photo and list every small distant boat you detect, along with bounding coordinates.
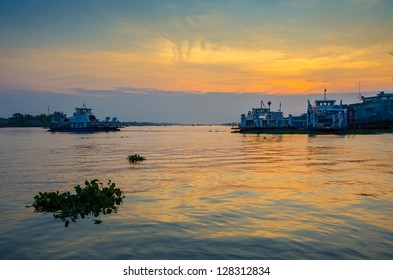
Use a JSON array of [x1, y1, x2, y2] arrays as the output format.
[[49, 105, 122, 132], [238, 100, 291, 132], [307, 89, 347, 131]]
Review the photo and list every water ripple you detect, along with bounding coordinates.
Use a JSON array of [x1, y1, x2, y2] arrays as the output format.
[[1, 127, 393, 259]]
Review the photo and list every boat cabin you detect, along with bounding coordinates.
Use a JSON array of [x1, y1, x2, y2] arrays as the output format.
[[307, 94, 347, 131]]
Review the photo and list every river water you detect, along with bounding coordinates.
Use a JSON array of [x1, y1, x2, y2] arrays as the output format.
[[0, 126, 392, 259]]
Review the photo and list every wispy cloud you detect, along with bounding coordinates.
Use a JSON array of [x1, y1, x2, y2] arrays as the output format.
[[280, 0, 320, 9], [68, 87, 206, 98], [347, 0, 380, 8]]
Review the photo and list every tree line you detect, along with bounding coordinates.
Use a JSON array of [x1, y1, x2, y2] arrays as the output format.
[[0, 111, 66, 127]]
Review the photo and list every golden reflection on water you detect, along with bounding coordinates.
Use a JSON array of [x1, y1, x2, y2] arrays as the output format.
[[105, 129, 393, 242], [1, 127, 393, 259]]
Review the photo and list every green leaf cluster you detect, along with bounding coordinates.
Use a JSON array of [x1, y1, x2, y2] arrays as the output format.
[[128, 154, 146, 164], [31, 179, 124, 227]]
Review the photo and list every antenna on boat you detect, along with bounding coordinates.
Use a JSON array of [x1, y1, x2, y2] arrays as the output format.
[[323, 88, 327, 100], [279, 102, 282, 112], [261, 100, 265, 108], [358, 81, 364, 101], [358, 81, 360, 96], [268, 100, 271, 109]]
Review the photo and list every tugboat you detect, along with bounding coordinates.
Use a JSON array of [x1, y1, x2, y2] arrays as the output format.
[[307, 89, 347, 131], [238, 100, 291, 132], [49, 105, 122, 132]]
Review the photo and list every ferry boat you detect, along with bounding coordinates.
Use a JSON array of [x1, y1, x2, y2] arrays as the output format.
[[238, 100, 291, 132], [348, 91, 393, 129], [307, 90, 347, 131], [49, 105, 122, 132]]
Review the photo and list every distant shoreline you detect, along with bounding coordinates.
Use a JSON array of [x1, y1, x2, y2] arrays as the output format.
[[2, 124, 393, 135], [0, 123, 236, 128]]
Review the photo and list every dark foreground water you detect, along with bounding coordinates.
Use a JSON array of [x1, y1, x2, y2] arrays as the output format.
[[0, 127, 392, 259]]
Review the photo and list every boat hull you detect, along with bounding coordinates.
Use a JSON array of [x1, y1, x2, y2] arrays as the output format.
[[236, 126, 349, 134], [236, 126, 298, 133], [48, 127, 121, 133]]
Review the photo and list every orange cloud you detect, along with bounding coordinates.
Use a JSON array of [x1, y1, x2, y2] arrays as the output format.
[[1, 36, 392, 95]]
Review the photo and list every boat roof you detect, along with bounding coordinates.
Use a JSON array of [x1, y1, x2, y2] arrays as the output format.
[[315, 99, 336, 103], [75, 107, 93, 113]]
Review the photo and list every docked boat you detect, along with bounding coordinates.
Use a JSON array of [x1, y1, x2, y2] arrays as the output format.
[[49, 105, 122, 132], [238, 100, 291, 132], [307, 90, 347, 131], [348, 91, 393, 129]]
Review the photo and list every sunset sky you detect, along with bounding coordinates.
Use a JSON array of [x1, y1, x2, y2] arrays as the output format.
[[1, 0, 392, 123]]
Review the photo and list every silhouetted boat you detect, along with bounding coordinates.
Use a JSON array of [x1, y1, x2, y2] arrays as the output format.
[[49, 105, 122, 132]]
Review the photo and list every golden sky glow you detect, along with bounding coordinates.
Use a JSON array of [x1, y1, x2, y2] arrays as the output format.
[[1, 0, 392, 96], [0, 0, 393, 122]]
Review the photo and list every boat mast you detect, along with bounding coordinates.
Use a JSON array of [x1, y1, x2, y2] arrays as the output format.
[[359, 81, 361, 96], [358, 81, 364, 102]]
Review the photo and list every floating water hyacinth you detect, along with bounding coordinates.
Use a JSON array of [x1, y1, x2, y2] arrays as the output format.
[[30, 179, 124, 227], [128, 154, 146, 164]]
